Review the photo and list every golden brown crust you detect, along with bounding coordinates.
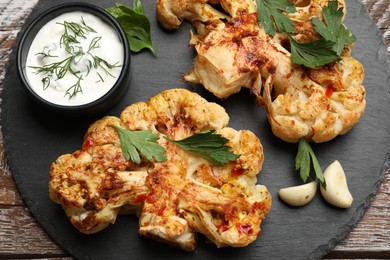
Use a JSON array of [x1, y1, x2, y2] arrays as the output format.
[[49, 88, 271, 250], [156, 0, 365, 143]]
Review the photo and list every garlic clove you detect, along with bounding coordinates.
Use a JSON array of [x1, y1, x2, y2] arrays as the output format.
[[279, 181, 317, 207], [320, 160, 353, 208]]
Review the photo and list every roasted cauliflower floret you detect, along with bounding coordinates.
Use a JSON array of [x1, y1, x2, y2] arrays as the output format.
[[49, 88, 271, 251], [49, 148, 149, 234], [120, 87, 229, 139], [156, 0, 365, 143]]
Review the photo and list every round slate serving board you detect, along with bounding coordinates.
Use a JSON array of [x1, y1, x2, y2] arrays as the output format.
[[2, 0, 390, 259]]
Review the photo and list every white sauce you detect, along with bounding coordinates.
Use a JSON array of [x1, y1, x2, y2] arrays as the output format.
[[26, 11, 124, 106]]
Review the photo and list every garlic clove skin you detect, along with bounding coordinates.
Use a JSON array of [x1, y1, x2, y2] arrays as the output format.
[[279, 181, 317, 207], [320, 160, 353, 208]]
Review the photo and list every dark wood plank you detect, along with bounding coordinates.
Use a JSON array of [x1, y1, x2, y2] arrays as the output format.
[[362, 0, 390, 47], [327, 170, 390, 257], [0, 167, 22, 206], [0, 206, 66, 257]]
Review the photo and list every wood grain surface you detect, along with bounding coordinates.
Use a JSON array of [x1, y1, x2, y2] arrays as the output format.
[[0, 0, 389, 259]]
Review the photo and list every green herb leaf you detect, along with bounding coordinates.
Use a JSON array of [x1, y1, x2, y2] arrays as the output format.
[[288, 35, 339, 68], [256, 0, 296, 36], [312, 0, 356, 56], [132, 0, 145, 14], [107, 1, 157, 55], [295, 138, 326, 189], [111, 125, 167, 164], [256, 0, 356, 67], [289, 0, 355, 67], [165, 130, 240, 166], [29, 18, 120, 99]]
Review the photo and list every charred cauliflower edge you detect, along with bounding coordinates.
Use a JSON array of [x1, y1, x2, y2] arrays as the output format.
[[49, 88, 271, 251], [156, 0, 366, 143]]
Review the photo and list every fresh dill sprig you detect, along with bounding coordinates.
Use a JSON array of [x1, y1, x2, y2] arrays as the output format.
[[86, 36, 121, 78], [35, 49, 58, 60], [30, 55, 80, 87], [58, 17, 96, 50], [65, 75, 84, 99], [29, 18, 120, 99]]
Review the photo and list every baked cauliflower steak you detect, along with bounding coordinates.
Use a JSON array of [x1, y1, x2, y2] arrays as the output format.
[[156, 0, 366, 143], [49, 88, 271, 251]]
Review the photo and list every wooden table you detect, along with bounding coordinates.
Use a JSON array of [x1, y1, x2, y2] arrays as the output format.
[[0, 0, 389, 259]]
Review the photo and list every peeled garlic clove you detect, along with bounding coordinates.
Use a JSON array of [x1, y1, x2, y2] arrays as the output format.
[[320, 160, 353, 208], [279, 181, 317, 207]]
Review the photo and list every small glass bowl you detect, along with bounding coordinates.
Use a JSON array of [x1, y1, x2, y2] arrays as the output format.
[[16, 2, 131, 116]]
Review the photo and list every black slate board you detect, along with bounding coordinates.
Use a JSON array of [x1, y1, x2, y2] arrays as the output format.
[[2, 0, 390, 259]]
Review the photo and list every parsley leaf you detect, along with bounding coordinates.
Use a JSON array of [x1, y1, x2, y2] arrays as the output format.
[[295, 138, 326, 189], [288, 36, 339, 68], [111, 125, 167, 164], [107, 0, 157, 55], [312, 0, 356, 56], [289, 0, 355, 67], [165, 130, 240, 166], [256, 0, 297, 36], [256, 0, 356, 68], [111, 126, 239, 166]]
